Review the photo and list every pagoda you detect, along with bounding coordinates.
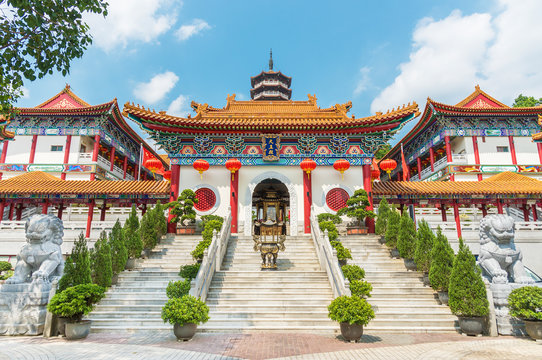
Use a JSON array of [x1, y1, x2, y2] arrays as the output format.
[[250, 50, 292, 101]]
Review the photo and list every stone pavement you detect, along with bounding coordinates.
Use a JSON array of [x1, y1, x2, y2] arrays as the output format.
[[0, 332, 540, 360]]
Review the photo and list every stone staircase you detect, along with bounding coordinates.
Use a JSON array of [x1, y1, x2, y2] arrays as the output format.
[[87, 235, 201, 333], [200, 235, 336, 333], [340, 235, 459, 333]]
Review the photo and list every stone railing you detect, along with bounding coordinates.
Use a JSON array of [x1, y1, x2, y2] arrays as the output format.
[[190, 209, 232, 301], [310, 207, 350, 298], [0, 220, 115, 232]]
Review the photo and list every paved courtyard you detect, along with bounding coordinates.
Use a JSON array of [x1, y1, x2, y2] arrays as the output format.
[[0, 332, 540, 360]]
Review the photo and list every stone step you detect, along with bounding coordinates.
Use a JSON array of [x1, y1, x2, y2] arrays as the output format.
[[206, 290, 333, 298], [209, 282, 331, 289], [205, 299, 332, 307]]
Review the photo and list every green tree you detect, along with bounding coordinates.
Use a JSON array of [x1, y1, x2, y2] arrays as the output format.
[[91, 230, 112, 288], [414, 220, 435, 272], [337, 189, 375, 226], [154, 200, 167, 237], [109, 219, 127, 276], [448, 238, 489, 317], [140, 210, 158, 250], [58, 232, 92, 291], [168, 189, 197, 226], [428, 227, 454, 291], [375, 198, 391, 236], [124, 204, 142, 259], [512, 94, 542, 107], [374, 144, 391, 160], [384, 210, 400, 248], [0, 0, 108, 117], [397, 211, 416, 259]]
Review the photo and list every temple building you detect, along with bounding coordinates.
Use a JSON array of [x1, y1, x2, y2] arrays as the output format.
[[381, 86, 542, 182], [124, 63, 420, 235]]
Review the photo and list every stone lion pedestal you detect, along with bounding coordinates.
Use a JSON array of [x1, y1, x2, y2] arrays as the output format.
[[0, 215, 64, 336]]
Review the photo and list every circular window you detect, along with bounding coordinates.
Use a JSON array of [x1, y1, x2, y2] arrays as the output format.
[[194, 188, 216, 212], [326, 188, 349, 212]]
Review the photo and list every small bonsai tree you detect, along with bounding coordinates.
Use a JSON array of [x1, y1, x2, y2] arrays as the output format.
[[179, 264, 201, 280], [168, 189, 198, 226], [330, 241, 352, 261], [375, 197, 391, 236], [341, 264, 372, 298], [58, 232, 92, 292], [328, 295, 375, 326], [91, 231, 113, 288], [124, 204, 142, 259], [319, 220, 338, 241], [47, 284, 105, 323], [508, 286, 542, 321], [109, 219, 128, 276], [161, 295, 210, 326], [166, 279, 192, 298], [384, 210, 400, 248], [397, 211, 417, 259], [317, 213, 342, 224], [337, 189, 375, 227], [201, 215, 224, 228], [414, 220, 435, 272], [448, 238, 489, 318], [429, 227, 454, 292]]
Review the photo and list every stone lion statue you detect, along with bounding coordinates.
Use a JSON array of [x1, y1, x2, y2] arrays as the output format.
[[478, 214, 533, 285], [6, 214, 64, 284]]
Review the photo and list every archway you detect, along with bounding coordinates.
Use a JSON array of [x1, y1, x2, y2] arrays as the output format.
[[252, 179, 290, 235]]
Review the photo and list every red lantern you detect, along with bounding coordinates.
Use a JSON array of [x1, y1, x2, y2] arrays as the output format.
[[300, 158, 316, 179], [193, 159, 209, 179], [144, 157, 162, 174], [371, 159, 381, 182], [379, 159, 397, 174], [333, 159, 350, 180], [225, 158, 242, 181], [162, 170, 171, 182]]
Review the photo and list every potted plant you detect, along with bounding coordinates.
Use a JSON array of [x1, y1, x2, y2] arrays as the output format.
[[448, 238, 489, 336], [397, 211, 417, 270], [58, 232, 92, 292], [109, 219, 128, 285], [168, 189, 198, 235], [508, 286, 542, 340], [337, 189, 375, 235], [161, 295, 210, 341], [328, 295, 375, 342], [0, 261, 13, 284], [331, 241, 352, 266], [124, 205, 142, 269], [384, 210, 400, 258], [91, 231, 113, 288], [140, 210, 158, 258], [47, 284, 105, 340], [375, 198, 391, 244], [342, 265, 372, 298], [319, 220, 339, 241], [429, 227, 454, 305], [414, 220, 435, 276]]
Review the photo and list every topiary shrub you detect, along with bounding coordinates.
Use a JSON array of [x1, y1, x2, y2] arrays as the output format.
[[91, 231, 112, 288], [47, 284, 105, 322], [154, 200, 168, 238], [161, 295, 210, 326], [337, 189, 375, 227], [414, 220, 435, 272], [341, 264, 365, 281], [168, 189, 197, 226], [349, 279, 373, 298], [317, 213, 342, 224], [191, 239, 212, 261], [508, 286, 542, 321], [375, 197, 391, 236], [448, 238, 489, 317], [202, 219, 223, 242], [0, 261, 13, 280], [331, 241, 352, 261], [201, 215, 223, 228], [58, 232, 92, 292], [166, 279, 191, 299], [140, 210, 159, 251], [429, 226, 454, 292], [385, 210, 400, 248], [328, 295, 375, 325], [109, 219, 127, 276], [124, 205, 142, 259], [179, 264, 201, 280], [397, 211, 417, 259], [319, 221, 338, 241]]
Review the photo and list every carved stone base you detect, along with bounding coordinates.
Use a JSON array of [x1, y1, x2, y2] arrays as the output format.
[[0, 282, 53, 336], [490, 282, 526, 336]]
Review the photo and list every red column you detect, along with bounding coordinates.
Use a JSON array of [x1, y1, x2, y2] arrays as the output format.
[[0, 201, 5, 222], [429, 147, 435, 172], [123, 156, 128, 179], [41, 200, 48, 215], [537, 143, 542, 164], [303, 170, 311, 234], [61, 135, 72, 180], [167, 164, 181, 234], [100, 201, 107, 221], [417, 158, 422, 180], [441, 204, 447, 221], [90, 134, 100, 181], [16, 203, 23, 220], [497, 199, 504, 214], [109, 147, 115, 171], [445, 136, 455, 182], [523, 204, 530, 222], [362, 164, 375, 233], [8, 203, 14, 220], [472, 136, 483, 181], [481, 204, 488, 217], [508, 136, 517, 165], [231, 170, 240, 234], [29, 135, 38, 164], [57, 203, 64, 219], [86, 200, 95, 238], [532, 204, 538, 221], [0, 140, 9, 180], [453, 201, 462, 239]]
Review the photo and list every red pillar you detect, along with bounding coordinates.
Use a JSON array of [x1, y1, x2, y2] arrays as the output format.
[[8, 203, 14, 220], [57, 203, 64, 219], [41, 200, 48, 215], [123, 156, 128, 179], [363, 164, 375, 233], [472, 136, 483, 181], [445, 135, 455, 181], [429, 147, 435, 172], [109, 146, 115, 171], [61, 135, 72, 180], [441, 204, 447, 221], [508, 136, 517, 165], [167, 164, 181, 234], [90, 134, 100, 181], [0, 140, 9, 180], [532, 204, 538, 221], [537, 143, 542, 164], [29, 135, 38, 164], [16, 203, 23, 221], [0, 201, 5, 222], [231, 170, 240, 234], [417, 157, 422, 180], [86, 200, 95, 238], [453, 202, 462, 239], [497, 199, 504, 214], [481, 204, 488, 217], [523, 204, 530, 222], [100, 201, 107, 221], [303, 170, 311, 234]]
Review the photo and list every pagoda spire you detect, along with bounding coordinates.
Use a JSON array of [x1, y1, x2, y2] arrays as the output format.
[[250, 50, 292, 101], [269, 49, 273, 71]]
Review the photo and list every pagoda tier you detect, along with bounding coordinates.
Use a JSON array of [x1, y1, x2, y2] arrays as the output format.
[[250, 51, 292, 101]]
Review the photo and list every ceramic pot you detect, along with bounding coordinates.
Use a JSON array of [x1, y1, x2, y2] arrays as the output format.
[[458, 316, 484, 336], [111, 273, 119, 285], [437, 291, 449, 305], [340, 322, 363, 342], [65, 320, 92, 340], [338, 259, 347, 267], [173, 323, 197, 341], [404, 258, 417, 271], [524, 320, 542, 340], [390, 248, 400, 258], [125, 258, 136, 270]]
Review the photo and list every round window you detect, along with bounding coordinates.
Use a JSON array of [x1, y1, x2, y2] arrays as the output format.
[[194, 188, 216, 212], [326, 188, 349, 212]]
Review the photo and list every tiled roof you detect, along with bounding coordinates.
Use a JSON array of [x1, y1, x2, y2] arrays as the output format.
[[35, 84, 91, 108], [373, 172, 542, 196], [0, 172, 169, 196], [455, 85, 509, 108]]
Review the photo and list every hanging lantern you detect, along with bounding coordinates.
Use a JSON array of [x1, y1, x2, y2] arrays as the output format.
[[225, 158, 242, 181], [379, 159, 397, 174], [333, 159, 350, 180], [300, 158, 317, 179], [162, 170, 171, 182], [144, 157, 162, 174], [193, 159, 209, 179]]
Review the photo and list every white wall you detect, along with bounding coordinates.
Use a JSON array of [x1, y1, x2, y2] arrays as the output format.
[[478, 136, 513, 165], [4, 136, 32, 163], [514, 137, 539, 164], [68, 136, 83, 163], [312, 165, 364, 215], [33, 135, 66, 163], [450, 137, 466, 156]]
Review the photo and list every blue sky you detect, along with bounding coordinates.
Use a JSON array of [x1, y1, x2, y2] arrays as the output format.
[[12, 0, 542, 151]]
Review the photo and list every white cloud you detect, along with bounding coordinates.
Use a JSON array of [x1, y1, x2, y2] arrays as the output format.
[[167, 94, 191, 117], [85, 0, 179, 51], [354, 67, 371, 96], [134, 71, 179, 104], [175, 19, 211, 41], [20, 86, 30, 99]]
